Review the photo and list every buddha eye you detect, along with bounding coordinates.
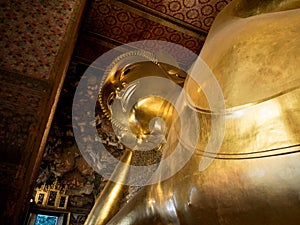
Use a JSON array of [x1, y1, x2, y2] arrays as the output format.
[[123, 68, 131, 76], [108, 98, 114, 106], [108, 93, 115, 106]]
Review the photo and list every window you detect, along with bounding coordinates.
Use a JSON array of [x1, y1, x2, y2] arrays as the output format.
[[26, 209, 70, 225]]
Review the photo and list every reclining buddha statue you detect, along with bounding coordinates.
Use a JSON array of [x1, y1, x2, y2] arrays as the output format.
[[84, 0, 300, 224]]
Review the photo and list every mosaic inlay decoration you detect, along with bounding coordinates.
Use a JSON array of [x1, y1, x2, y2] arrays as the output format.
[[0, 0, 82, 79]]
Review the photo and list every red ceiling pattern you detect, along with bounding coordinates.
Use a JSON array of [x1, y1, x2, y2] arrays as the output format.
[[133, 0, 231, 31], [0, 0, 83, 79], [83, 1, 206, 55]]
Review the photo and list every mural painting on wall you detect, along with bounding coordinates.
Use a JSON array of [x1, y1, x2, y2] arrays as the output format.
[[33, 60, 145, 221], [70, 213, 88, 225], [34, 62, 125, 212], [35, 124, 100, 210]]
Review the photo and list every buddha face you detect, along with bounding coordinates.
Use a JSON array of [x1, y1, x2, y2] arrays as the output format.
[[98, 60, 186, 143]]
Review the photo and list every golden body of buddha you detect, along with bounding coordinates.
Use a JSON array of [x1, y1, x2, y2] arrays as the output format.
[[85, 0, 300, 224]]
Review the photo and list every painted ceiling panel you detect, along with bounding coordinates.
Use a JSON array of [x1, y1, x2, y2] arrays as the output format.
[[0, 0, 83, 79], [83, 0, 206, 55], [127, 0, 231, 31]]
